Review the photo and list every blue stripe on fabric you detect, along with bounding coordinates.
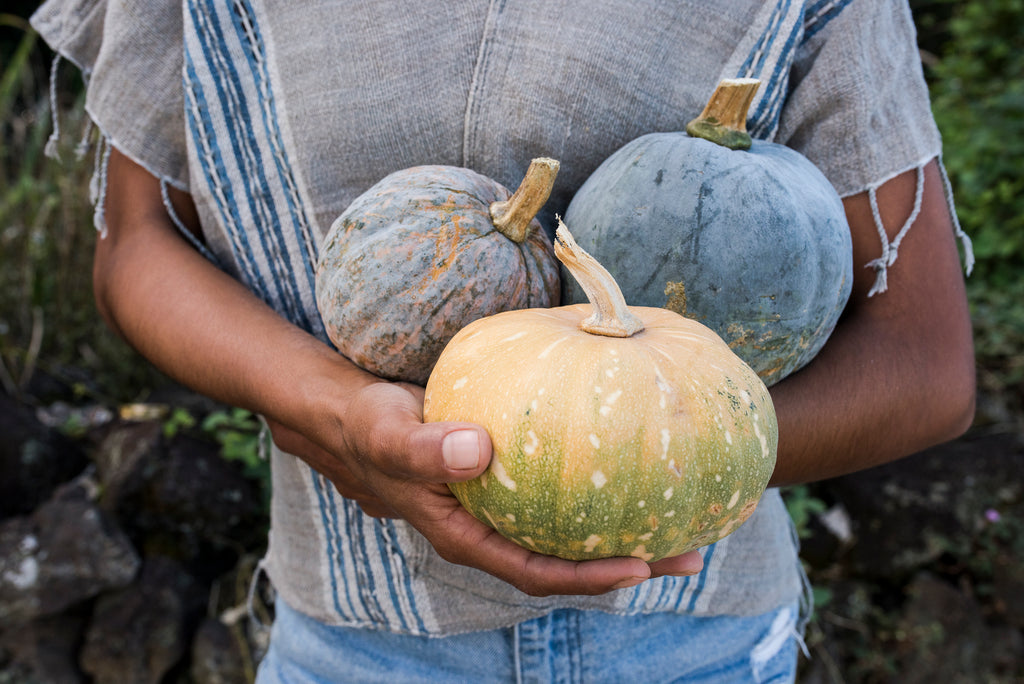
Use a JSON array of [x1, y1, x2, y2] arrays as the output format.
[[183, 54, 268, 300], [310, 471, 351, 620], [348, 501, 389, 625], [373, 523, 416, 633], [686, 543, 717, 612], [188, 0, 305, 326], [380, 521, 428, 634], [738, 0, 791, 80], [203, 1, 305, 327], [804, 0, 854, 41], [227, 0, 325, 338], [748, 10, 804, 138]]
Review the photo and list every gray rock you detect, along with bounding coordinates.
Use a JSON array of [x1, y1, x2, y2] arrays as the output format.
[[0, 480, 139, 624], [79, 556, 205, 684]]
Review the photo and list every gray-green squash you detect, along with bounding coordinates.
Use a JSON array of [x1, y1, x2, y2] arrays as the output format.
[[563, 79, 853, 385]]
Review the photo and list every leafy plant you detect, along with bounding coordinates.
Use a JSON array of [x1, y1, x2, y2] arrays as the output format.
[[0, 17, 168, 402], [913, 0, 1024, 397], [201, 407, 271, 506]]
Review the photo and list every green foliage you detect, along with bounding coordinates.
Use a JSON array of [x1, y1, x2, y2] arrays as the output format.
[[783, 484, 828, 539], [201, 407, 272, 506], [911, 0, 1024, 400], [925, 0, 1024, 286], [0, 19, 169, 402]]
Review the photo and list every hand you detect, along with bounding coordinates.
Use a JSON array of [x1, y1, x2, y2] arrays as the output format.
[[287, 380, 704, 597]]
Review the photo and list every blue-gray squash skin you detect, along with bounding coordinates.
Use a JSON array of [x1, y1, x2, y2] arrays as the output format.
[[563, 132, 854, 386]]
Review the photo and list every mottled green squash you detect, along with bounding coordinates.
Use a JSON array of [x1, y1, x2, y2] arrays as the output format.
[[563, 79, 853, 386], [315, 159, 561, 385], [424, 220, 776, 562]]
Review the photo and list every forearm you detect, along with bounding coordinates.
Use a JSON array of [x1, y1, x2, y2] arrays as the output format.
[[767, 160, 975, 486], [95, 150, 371, 440]]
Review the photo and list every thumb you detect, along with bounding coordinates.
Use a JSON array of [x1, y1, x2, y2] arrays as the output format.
[[403, 421, 493, 483], [350, 381, 492, 483]]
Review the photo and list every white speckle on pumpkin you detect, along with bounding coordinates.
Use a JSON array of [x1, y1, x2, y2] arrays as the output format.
[[520, 536, 537, 548], [523, 430, 539, 456], [538, 336, 569, 359], [501, 331, 528, 343], [725, 431, 733, 445], [660, 429, 671, 459], [630, 545, 655, 562], [530, 399, 538, 413], [591, 470, 608, 489], [599, 405, 612, 417], [715, 474, 722, 483], [653, 365, 673, 394], [507, 513, 516, 522], [638, 500, 646, 508], [740, 389, 751, 405], [669, 459, 681, 477], [583, 534, 603, 553], [755, 422, 770, 457], [453, 377, 468, 390], [594, 385, 602, 394], [491, 457, 516, 491], [665, 510, 676, 517], [728, 490, 741, 510], [589, 434, 601, 449], [663, 487, 674, 500], [606, 389, 622, 405]]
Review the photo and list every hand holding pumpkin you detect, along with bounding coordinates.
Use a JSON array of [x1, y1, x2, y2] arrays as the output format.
[[279, 374, 704, 596]]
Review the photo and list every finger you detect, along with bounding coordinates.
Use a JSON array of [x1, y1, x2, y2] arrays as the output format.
[[424, 502, 652, 597], [648, 550, 705, 578]]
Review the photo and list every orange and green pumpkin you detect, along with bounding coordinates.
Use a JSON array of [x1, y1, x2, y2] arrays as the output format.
[[424, 220, 777, 562], [315, 159, 561, 385], [563, 79, 853, 386]]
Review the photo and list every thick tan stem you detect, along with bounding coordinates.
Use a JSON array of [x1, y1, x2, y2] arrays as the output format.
[[489, 157, 560, 243], [685, 78, 761, 151], [554, 218, 644, 338]]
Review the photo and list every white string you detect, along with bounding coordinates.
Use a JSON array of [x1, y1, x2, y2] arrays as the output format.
[[44, 55, 62, 160], [160, 179, 223, 265], [866, 165, 926, 297]]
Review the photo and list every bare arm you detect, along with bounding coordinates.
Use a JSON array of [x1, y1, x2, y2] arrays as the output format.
[[95, 148, 702, 596], [768, 159, 976, 486]]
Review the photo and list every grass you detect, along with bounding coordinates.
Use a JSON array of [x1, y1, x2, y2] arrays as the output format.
[[1, 17, 171, 404]]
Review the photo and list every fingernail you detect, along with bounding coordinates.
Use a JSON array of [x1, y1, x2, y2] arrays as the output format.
[[443, 431, 480, 470], [612, 576, 647, 590]]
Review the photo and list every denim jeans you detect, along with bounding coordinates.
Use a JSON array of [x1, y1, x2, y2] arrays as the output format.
[[256, 596, 801, 683]]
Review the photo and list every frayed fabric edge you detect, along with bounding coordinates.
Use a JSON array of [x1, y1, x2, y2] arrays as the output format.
[[750, 604, 806, 683], [861, 157, 975, 297], [44, 56, 223, 266]]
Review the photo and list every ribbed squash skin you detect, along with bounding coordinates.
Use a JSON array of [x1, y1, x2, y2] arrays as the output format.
[[424, 304, 777, 562], [563, 133, 853, 386], [315, 165, 559, 385]]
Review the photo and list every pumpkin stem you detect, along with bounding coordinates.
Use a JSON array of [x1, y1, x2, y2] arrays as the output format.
[[685, 78, 761, 151], [490, 157, 560, 242], [554, 217, 644, 338]]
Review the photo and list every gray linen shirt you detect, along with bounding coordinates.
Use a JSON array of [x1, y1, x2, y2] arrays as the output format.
[[34, 0, 952, 635]]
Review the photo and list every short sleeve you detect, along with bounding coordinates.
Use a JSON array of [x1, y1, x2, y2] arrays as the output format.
[[31, 0, 189, 189], [776, 0, 941, 198]]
